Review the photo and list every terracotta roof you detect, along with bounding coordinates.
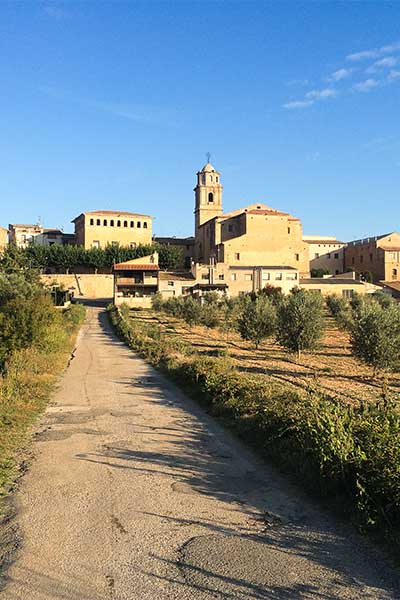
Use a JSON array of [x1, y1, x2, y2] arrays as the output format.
[[159, 271, 195, 281], [230, 265, 298, 271], [113, 263, 159, 271], [246, 209, 289, 217], [9, 223, 42, 229], [305, 239, 345, 245], [382, 281, 400, 290], [72, 210, 152, 222]]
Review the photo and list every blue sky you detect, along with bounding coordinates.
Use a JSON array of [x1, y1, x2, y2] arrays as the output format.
[[0, 1, 399, 240]]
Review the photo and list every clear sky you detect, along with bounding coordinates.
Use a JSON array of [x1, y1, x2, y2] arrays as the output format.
[[1, 1, 399, 241]]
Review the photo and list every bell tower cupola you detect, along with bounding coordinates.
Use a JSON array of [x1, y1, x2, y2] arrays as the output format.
[[194, 157, 223, 236]]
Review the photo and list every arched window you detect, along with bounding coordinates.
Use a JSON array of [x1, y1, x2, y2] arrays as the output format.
[[143, 222, 148, 229], [110, 219, 114, 227], [96, 219, 101, 226], [208, 192, 214, 203], [216, 176, 219, 182], [123, 220, 128, 227], [90, 218, 94, 225], [103, 219, 107, 226], [130, 221, 134, 228], [393, 268, 398, 279], [137, 221, 141, 228], [117, 220, 121, 227]]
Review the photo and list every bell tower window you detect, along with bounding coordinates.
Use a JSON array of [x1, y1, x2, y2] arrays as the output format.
[[208, 192, 214, 203]]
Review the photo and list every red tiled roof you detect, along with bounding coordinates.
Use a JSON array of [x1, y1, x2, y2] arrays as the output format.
[[113, 263, 159, 271], [247, 209, 289, 217], [305, 239, 345, 245]]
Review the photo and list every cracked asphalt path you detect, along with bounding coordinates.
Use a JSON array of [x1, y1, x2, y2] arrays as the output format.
[[2, 306, 399, 599]]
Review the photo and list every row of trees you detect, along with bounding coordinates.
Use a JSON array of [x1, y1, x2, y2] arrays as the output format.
[[153, 287, 325, 358], [152, 287, 400, 375], [2, 242, 183, 273]]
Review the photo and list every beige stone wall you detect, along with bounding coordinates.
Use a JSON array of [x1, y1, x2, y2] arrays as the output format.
[[0, 227, 8, 250], [73, 212, 153, 249], [299, 280, 367, 297], [304, 239, 345, 274], [9, 224, 42, 247], [114, 295, 153, 308], [344, 233, 400, 282], [209, 213, 309, 277], [41, 274, 114, 298]]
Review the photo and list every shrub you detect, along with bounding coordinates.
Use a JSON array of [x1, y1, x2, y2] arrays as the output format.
[[350, 301, 400, 375], [326, 294, 352, 329], [278, 289, 324, 357], [237, 295, 277, 348]]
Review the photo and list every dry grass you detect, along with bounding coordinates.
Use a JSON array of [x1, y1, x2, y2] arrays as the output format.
[[130, 309, 400, 406]]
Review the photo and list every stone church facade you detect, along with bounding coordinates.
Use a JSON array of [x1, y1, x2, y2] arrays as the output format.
[[193, 161, 310, 277]]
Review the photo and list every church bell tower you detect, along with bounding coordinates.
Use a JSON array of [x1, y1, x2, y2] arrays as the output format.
[[194, 158, 223, 237]]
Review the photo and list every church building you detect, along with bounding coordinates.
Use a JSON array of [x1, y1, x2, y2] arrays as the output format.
[[193, 161, 310, 277]]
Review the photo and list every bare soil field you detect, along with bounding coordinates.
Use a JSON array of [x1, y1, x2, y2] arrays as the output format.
[[131, 309, 400, 406]]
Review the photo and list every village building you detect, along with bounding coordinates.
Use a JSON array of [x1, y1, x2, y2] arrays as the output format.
[[113, 252, 159, 308], [344, 232, 400, 282], [193, 162, 310, 277], [72, 210, 153, 249], [0, 226, 8, 250], [300, 271, 377, 298], [8, 223, 43, 247], [33, 229, 75, 246], [303, 235, 345, 275]]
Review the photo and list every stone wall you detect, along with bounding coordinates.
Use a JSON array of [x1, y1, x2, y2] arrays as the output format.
[[41, 274, 114, 299]]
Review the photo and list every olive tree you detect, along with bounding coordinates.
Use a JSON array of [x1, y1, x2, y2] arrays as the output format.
[[237, 295, 277, 349], [350, 301, 400, 376], [278, 289, 324, 357]]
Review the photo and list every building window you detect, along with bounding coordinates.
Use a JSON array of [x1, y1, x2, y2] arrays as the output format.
[[327, 253, 331, 259], [96, 219, 101, 226], [218, 274, 224, 280], [288, 227, 291, 234], [235, 253, 240, 260], [92, 240, 100, 248], [103, 219, 107, 226], [202, 274, 209, 280], [130, 242, 136, 249], [216, 176, 219, 182], [230, 273, 237, 281], [275, 273, 283, 280], [208, 192, 214, 203], [335, 270, 339, 275], [342, 289, 354, 298], [117, 220, 121, 227], [110, 219, 114, 226], [137, 221, 141, 228], [90, 218, 94, 225], [124, 220, 128, 228], [295, 253, 299, 261], [314, 253, 319, 259], [334, 253, 339, 259], [393, 269, 398, 279], [130, 221, 134, 228], [245, 274, 252, 281], [352, 257, 355, 265], [143, 222, 148, 229], [168, 281, 174, 287]]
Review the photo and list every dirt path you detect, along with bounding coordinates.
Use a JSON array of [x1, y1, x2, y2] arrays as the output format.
[[1, 307, 399, 599]]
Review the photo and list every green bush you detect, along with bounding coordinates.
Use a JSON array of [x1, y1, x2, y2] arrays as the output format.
[[237, 295, 277, 348], [278, 289, 324, 357], [350, 301, 400, 375]]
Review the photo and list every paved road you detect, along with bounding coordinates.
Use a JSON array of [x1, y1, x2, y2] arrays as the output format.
[[2, 307, 399, 599]]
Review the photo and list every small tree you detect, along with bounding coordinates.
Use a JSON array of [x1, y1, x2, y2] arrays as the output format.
[[311, 268, 330, 278], [237, 295, 277, 349], [350, 301, 400, 376], [181, 297, 202, 327], [278, 289, 324, 357]]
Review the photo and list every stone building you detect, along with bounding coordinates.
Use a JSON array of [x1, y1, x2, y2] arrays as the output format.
[[303, 235, 345, 275], [0, 226, 8, 250], [193, 162, 309, 277], [154, 236, 195, 267], [344, 232, 400, 282], [8, 223, 43, 247], [113, 252, 159, 308], [72, 210, 152, 249]]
